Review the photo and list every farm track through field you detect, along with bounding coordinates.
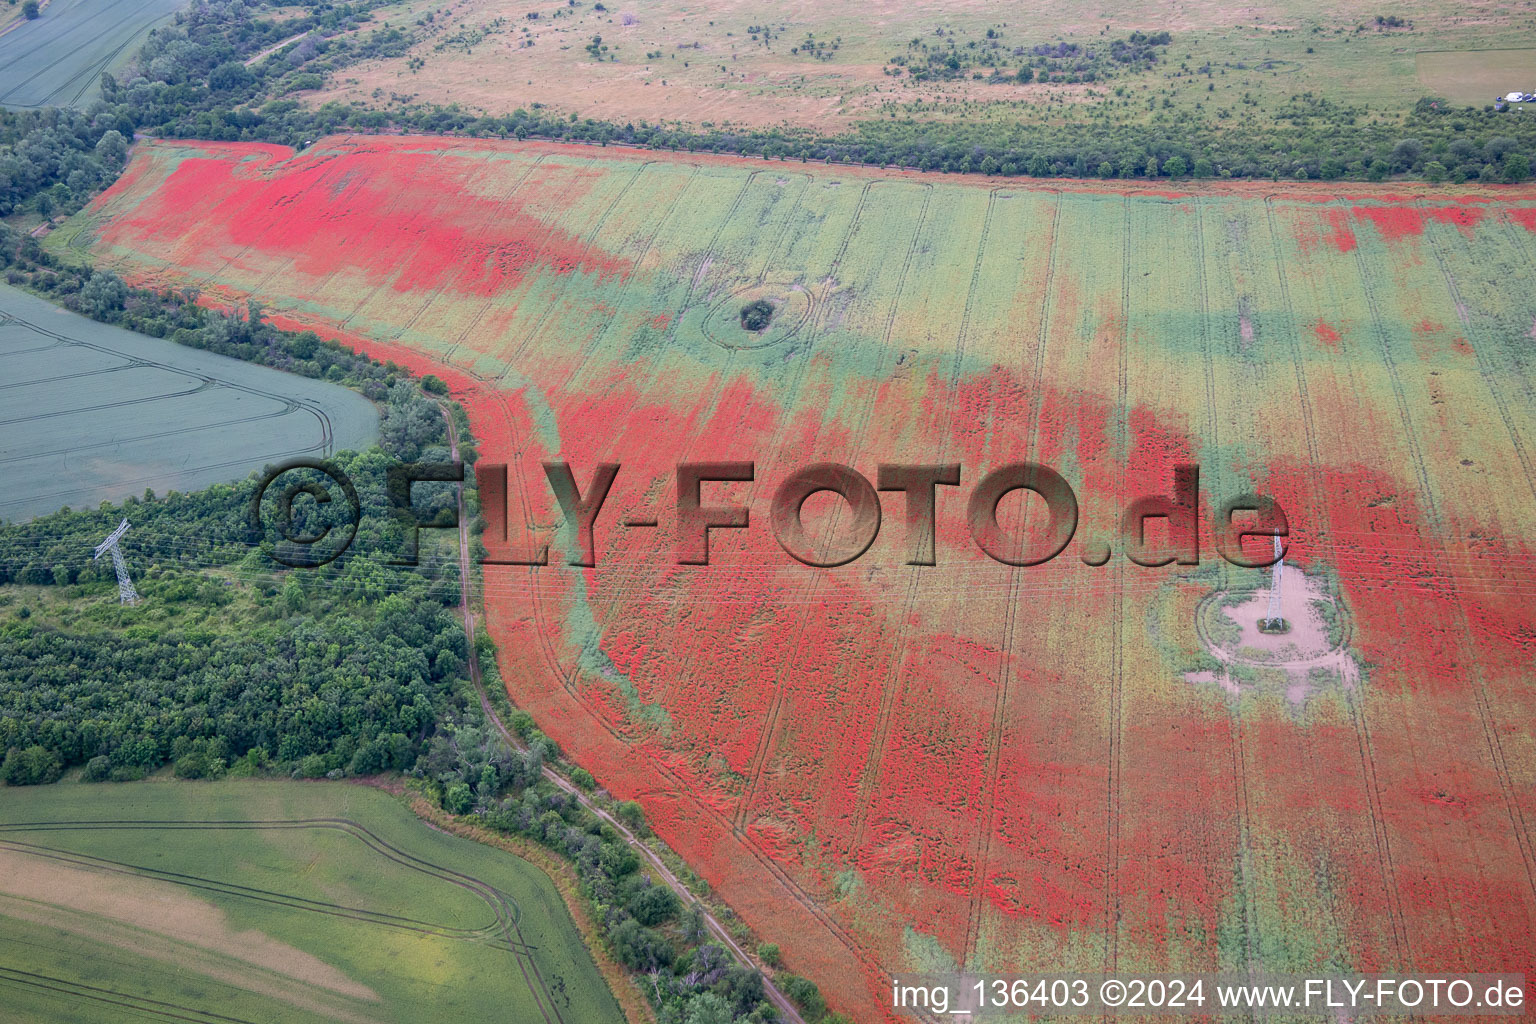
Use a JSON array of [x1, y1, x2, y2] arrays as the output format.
[[723, 178, 899, 816], [733, 182, 935, 834], [0, 964, 264, 1024], [963, 186, 1094, 970], [956, 187, 1061, 969], [0, 295, 339, 454], [470, 170, 910, 1005], [520, 170, 767, 695], [577, 171, 895, 986], [330, 149, 456, 335], [0, 0, 169, 108], [1410, 215, 1536, 906], [1264, 199, 1410, 967], [0, 838, 516, 945], [552, 165, 702, 392], [0, 817, 565, 1024], [482, 159, 652, 376], [1194, 199, 1261, 974], [1105, 195, 1131, 976], [638, 170, 816, 712], [1341, 195, 1536, 944], [0, 403, 307, 465], [844, 186, 1001, 866], [441, 161, 597, 372], [381, 155, 551, 350]]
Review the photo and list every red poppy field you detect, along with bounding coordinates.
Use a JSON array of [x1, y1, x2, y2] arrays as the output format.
[[63, 135, 1536, 1020]]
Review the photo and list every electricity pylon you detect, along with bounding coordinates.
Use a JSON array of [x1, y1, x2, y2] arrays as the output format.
[[93, 518, 138, 606], [1263, 534, 1284, 630]]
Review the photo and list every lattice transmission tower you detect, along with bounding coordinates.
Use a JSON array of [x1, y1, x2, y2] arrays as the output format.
[[1263, 534, 1285, 630], [93, 518, 138, 606]]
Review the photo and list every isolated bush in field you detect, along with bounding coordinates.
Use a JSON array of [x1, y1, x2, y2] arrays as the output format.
[[568, 765, 596, 789], [739, 298, 774, 332]]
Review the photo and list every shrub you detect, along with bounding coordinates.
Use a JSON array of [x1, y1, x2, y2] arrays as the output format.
[[84, 755, 112, 782], [779, 974, 827, 1018], [615, 799, 646, 829], [296, 753, 328, 778], [628, 883, 680, 925], [568, 765, 596, 789], [444, 781, 474, 814], [757, 942, 782, 967], [22, 0, 39, 19], [2, 745, 62, 785], [739, 298, 774, 332]]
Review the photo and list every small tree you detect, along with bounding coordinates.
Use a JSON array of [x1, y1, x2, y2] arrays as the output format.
[[739, 298, 774, 332], [627, 883, 680, 925], [1503, 153, 1530, 183], [22, 0, 39, 19], [444, 782, 473, 814], [757, 942, 782, 967], [1163, 155, 1187, 177], [1423, 160, 1448, 184], [80, 271, 127, 318], [95, 129, 128, 167]]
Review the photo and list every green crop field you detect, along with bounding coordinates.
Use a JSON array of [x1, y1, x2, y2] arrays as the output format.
[[0, 0, 187, 108], [0, 284, 377, 522], [0, 779, 624, 1024]]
